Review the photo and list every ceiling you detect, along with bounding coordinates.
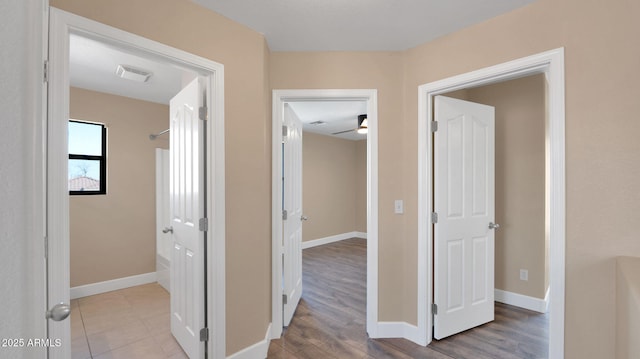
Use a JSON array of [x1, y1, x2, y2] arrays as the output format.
[[70, 1, 536, 130], [192, 0, 536, 51], [288, 101, 368, 141], [70, 34, 194, 105]]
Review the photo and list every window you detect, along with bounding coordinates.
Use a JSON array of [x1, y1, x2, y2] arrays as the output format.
[[68, 120, 107, 195]]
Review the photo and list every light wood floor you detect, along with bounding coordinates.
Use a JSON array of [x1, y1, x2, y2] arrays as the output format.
[[268, 237, 549, 359], [70, 283, 187, 359]]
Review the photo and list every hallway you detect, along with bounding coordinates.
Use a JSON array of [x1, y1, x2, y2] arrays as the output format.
[[268, 237, 549, 358]]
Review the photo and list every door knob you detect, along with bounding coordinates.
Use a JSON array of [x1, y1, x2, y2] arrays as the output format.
[[46, 303, 70, 321], [162, 226, 173, 234], [300, 215, 309, 221], [489, 222, 500, 230]]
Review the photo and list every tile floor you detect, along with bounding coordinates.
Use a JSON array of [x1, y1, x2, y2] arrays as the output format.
[[71, 283, 187, 359]]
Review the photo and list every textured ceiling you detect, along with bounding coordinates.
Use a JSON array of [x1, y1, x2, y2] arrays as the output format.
[[288, 101, 368, 141], [192, 0, 536, 51]]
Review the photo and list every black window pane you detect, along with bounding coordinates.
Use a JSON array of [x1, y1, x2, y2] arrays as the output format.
[[69, 159, 101, 192]]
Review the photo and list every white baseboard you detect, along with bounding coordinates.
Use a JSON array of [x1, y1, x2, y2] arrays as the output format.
[[70, 272, 157, 300], [495, 288, 548, 313], [302, 231, 367, 249], [374, 322, 422, 345], [227, 323, 271, 359]]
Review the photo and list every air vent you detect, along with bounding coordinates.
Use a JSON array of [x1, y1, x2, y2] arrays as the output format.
[[115, 64, 152, 82], [309, 120, 326, 125]]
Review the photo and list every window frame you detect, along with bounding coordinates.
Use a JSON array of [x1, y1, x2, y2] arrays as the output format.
[[68, 119, 107, 195]]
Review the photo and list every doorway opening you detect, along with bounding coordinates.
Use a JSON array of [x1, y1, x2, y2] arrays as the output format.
[[417, 48, 565, 358], [47, 8, 225, 359], [271, 89, 379, 339]]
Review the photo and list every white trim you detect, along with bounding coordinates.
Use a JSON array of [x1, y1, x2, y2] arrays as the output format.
[[48, 8, 225, 359], [417, 48, 565, 357], [70, 272, 157, 300], [301, 231, 367, 249], [272, 89, 378, 339], [495, 289, 548, 314], [226, 323, 271, 359], [375, 322, 422, 344], [544, 286, 551, 313]]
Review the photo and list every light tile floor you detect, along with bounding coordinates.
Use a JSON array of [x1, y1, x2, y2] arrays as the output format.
[[71, 283, 188, 359]]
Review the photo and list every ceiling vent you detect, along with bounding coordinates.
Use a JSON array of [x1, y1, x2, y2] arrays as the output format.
[[309, 120, 326, 125], [115, 64, 152, 82]]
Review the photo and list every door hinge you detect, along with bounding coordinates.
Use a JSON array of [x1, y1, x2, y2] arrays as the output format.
[[43, 60, 49, 83], [199, 327, 209, 342], [431, 212, 438, 224], [199, 106, 208, 121], [199, 217, 208, 232], [44, 236, 48, 259], [431, 121, 438, 132], [282, 294, 288, 305], [282, 209, 288, 220], [282, 125, 288, 137], [432, 303, 438, 315]]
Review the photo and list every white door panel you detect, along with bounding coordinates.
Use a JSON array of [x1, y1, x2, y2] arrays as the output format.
[[170, 78, 205, 358], [434, 95, 495, 340], [282, 104, 303, 326]]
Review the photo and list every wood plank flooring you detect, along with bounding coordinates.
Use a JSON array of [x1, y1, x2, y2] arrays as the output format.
[[268, 238, 549, 359]]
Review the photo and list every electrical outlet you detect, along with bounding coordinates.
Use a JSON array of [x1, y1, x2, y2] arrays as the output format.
[[520, 269, 529, 281], [394, 200, 404, 214]]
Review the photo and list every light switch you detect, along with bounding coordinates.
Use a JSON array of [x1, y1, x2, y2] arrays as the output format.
[[394, 200, 404, 214]]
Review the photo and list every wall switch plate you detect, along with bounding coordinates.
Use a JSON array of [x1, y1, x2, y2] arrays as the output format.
[[520, 269, 529, 281], [394, 200, 404, 214]]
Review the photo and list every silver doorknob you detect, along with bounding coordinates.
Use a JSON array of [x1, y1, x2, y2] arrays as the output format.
[[300, 215, 309, 221], [162, 226, 173, 234], [46, 303, 70, 321], [489, 222, 500, 230]]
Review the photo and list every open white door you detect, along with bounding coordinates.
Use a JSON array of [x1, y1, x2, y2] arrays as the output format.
[[170, 78, 206, 358], [282, 104, 303, 326], [433, 95, 496, 340]]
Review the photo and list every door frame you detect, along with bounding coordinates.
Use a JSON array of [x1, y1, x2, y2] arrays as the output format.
[[417, 48, 566, 357], [48, 8, 226, 359], [271, 89, 379, 338]]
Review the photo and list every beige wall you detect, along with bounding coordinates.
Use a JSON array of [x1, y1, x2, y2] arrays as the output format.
[[52, 0, 272, 354], [301, 132, 366, 241], [403, 0, 640, 357], [69, 87, 168, 287], [271, 51, 408, 321], [445, 74, 547, 299]]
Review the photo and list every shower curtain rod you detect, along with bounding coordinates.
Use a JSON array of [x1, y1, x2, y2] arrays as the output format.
[[149, 128, 170, 140]]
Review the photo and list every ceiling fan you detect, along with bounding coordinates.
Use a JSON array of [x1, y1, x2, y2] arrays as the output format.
[[331, 114, 368, 135]]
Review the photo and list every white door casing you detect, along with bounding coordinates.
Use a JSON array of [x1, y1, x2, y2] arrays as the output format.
[[48, 9, 226, 359], [170, 78, 206, 358], [434, 96, 495, 339], [282, 104, 303, 326]]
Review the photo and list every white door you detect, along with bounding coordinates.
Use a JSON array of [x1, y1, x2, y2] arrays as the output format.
[[433, 95, 496, 340], [170, 78, 206, 358], [282, 104, 303, 326]]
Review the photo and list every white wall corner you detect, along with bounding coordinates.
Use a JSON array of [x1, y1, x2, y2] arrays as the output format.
[[373, 322, 422, 345], [495, 289, 548, 313], [70, 272, 157, 299], [226, 323, 271, 359], [301, 231, 364, 249]]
